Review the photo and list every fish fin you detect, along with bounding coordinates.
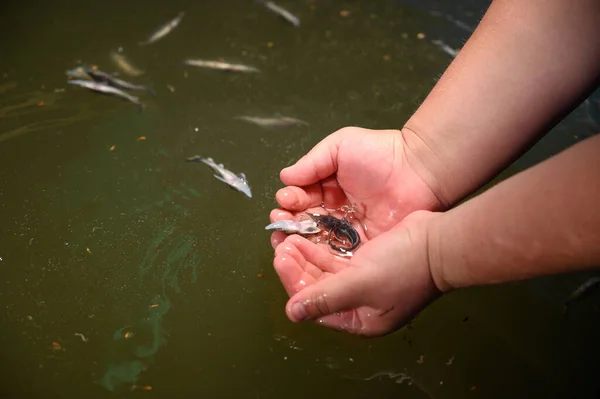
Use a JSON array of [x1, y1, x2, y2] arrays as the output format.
[[146, 88, 157, 97], [213, 174, 228, 183]]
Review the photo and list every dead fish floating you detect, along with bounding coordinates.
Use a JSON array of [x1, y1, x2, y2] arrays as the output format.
[[67, 80, 144, 110], [563, 276, 600, 314], [183, 59, 260, 73], [110, 51, 145, 77], [139, 12, 185, 46], [186, 155, 252, 198], [257, 0, 300, 27], [234, 115, 309, 128], [85, 69, 156, 96]]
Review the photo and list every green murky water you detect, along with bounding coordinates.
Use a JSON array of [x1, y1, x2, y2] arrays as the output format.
[[1, 1, 599, 398]]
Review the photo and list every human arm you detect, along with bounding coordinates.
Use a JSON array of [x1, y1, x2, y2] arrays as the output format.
[[403, 0, 600, 208], [274, 135, 600, 336], [429, 134, 600, 291]]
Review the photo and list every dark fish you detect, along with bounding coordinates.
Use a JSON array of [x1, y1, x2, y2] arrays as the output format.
[[68, 80, 144, 110], [306, 213, 361, 254], [86, 69, 156, 96]]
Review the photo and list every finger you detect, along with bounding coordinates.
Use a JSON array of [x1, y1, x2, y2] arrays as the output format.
[[273, 238, 323, 296], [280, 130, 344, 186], [270, 231, 286, 249], [286, 234, 349, 274], [276, 184, 323, 211], [320, 176, 349, 210], [315, 308, 391, 337], [269, 208, 295, 222], [285, 267, 371, 322]]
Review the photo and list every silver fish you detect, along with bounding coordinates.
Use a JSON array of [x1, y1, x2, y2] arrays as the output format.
[[139, 12, 185, 46], [66, 66, 93, 80], [186, 155, 252, 198], [183, 59, 260, 73], [235, 115, 309, 128], [564, 276, 600, 314], [86, 69, 156, 96], [265, 219, 320, 234], [110, 51, 145, 77], [67, 80, 144, 109], [431, 39, 460, 58], [260, 1, 300, 27]]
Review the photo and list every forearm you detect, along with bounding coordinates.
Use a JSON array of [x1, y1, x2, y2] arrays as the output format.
[[428, 134, 600, 291], [403, 0, 600, 207]]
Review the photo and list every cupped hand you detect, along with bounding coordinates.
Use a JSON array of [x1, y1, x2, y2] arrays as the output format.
[[270, 127, 443, 249], [273, 210, 442, 337]]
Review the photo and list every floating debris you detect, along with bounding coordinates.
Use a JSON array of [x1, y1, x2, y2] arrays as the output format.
[[74, 333, 88, 342]]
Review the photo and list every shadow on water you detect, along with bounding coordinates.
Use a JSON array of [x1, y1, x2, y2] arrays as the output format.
[[1, 0, 599, 398]]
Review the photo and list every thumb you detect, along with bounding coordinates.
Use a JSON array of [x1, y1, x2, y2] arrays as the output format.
[[285, 267, 371, 322], [280, 129, 346, 187]]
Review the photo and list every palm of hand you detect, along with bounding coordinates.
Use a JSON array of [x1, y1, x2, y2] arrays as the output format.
[[273, 128, 439, 239], [270, 127, 441, 335], [273, 212, 439, 336]]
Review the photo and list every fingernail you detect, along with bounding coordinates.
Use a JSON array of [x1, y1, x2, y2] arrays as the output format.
[[291, 302, 307, 321]]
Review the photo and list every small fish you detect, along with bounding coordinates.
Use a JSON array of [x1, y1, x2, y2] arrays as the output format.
[[265, 219, 321, 234], [234, 115, 309, 128], [110, 51, 145, 77], [431, 39, 460, 58], [186, 155, 252, 198], [65, 66, 93, 80], [86, 69, 156, 96], [139, 12, 185, 46], [183, 59, 260, 73], [563, 276, 600, 314], [307, 213, 361, 253], [68, 80, 144, 110], [258, 1, 300, 27]]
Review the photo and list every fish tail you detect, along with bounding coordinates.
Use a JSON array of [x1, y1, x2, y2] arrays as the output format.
[[186, 155, 205, 163], [146, 88, 157, 97]]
